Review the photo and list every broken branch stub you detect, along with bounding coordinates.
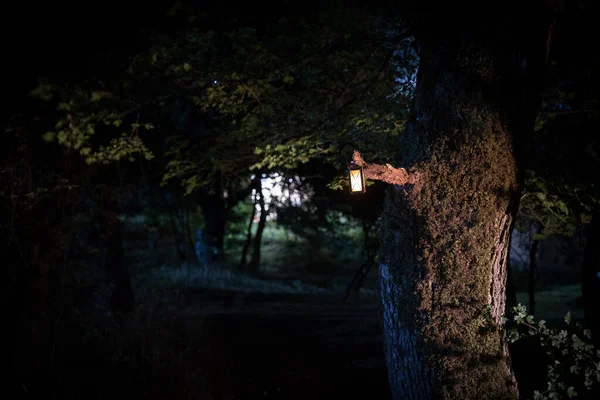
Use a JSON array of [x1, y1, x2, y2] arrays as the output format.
[[351, 150, 416, 186]]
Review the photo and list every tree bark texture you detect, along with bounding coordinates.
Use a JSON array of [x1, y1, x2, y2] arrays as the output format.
[[378, 8, 552, 399]]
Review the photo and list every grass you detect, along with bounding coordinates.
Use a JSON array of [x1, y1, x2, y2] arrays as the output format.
[[55, 217, 597, 399], [35, 221, 377, 397], [224, 222, 363, 274], [40, 295, 211, 400], [515, 283, 583, 325], [135, 263, 331, 295], [39, 255, 377, 399]]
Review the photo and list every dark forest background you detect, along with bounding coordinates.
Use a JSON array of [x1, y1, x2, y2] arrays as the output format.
[[2, 1, 599, 399]]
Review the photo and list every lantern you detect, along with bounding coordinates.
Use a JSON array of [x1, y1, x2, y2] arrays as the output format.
[[349, 165, 366, 193]]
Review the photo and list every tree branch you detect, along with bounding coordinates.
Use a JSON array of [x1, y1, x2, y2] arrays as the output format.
[[352, 150, 416, 186]]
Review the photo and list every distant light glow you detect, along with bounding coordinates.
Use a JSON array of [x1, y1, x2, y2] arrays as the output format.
[[252, 173, 311, 222]]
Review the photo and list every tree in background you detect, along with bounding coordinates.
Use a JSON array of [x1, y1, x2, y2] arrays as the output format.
[[31, 3, 414, 272]]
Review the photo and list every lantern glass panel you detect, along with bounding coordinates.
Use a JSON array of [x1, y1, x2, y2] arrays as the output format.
[[349, 168, 364, 193]]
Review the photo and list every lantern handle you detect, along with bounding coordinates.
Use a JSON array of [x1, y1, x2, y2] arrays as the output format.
[[347, 155, 359, 169]]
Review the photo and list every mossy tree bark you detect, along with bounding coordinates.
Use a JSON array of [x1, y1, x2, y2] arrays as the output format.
[[373, 7, 554, 399]]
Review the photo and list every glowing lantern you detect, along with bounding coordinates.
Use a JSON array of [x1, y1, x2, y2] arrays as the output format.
[[349, 165, 366, 194]]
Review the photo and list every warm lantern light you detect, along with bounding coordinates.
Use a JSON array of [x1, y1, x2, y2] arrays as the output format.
[[349, 166, 366, 193]]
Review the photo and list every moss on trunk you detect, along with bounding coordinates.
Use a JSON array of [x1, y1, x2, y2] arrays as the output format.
[[378, 11, 553, 398]]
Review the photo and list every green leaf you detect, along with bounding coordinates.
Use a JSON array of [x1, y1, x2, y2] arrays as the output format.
[[42, 131, 56, 142], [533, 233, 548, 241], [533, 390, 546, 400], [581, 213, 593, 224], [565, 312, 573, 325], [557, 200, 569, 215]]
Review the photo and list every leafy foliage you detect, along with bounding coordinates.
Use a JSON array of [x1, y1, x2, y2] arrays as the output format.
[[518, 170, 592, 239], [508, 305, 600, 400], [30, 6, 417, 196], [518, 27, 600, 240]]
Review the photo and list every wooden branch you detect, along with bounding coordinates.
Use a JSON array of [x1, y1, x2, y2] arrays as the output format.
[[352, 150, 416, 186]]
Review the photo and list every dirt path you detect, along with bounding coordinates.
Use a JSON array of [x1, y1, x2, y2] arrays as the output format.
[[179, 291, 392, 399]]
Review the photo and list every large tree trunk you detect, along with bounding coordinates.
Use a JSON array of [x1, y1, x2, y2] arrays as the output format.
[[378, 9, 552, 399]]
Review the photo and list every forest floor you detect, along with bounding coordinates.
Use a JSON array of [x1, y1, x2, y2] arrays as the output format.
[[34, 263, 587, 400], [34, 267, 391, 400], [179, 289, 391, 400]]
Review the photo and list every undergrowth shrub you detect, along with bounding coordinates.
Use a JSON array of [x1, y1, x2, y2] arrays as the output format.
[[508, 304, 600, 400]]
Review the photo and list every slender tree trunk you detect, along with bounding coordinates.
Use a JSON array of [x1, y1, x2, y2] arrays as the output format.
[[361, 221, 371, 260], [582, 209, 600, 336], [345, 222, 377, 300], [240, 191, 257, 266], [200, 202, 226, 263], [198, 192, 227, 264], [378, 9, 552, 399], [345, 259, 376, 301], [30, 237, 51, 389], [166, 198, 187, 264], [250, 179, 267, 273], [528, 223, 542, 315], [100, 187, 134, 314], [183, 207, 199, 265]]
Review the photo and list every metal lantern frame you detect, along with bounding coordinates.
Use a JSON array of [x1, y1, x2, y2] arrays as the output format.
[[349, 165, 366, 194]]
